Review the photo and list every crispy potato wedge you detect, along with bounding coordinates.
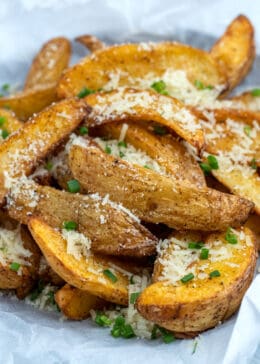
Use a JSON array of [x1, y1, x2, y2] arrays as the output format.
[[75, 35, 105, 52], [210, 15, 255, 93], [28, 217, 129, 305], [0, 216, 41, 299], [57, 42, 226, 99], [85, 89, 204, 150], [95, 123, 206, 188], [193, 107, 260, 125], [0, 108, 22, 136], [69, 143, 253, 231], [245, 214, 260, 250], [7, 181, 157, 257], [0, 84, 58, 121], [24, 37, 71, 90], [55, 284, 105, 320], [137, 227, 257, 337], [0, 98, 87, 203]]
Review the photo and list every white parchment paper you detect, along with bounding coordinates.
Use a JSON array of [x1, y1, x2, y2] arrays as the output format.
[[0, 1, 260, 363]]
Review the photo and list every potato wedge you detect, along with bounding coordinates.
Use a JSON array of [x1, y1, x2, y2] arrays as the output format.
[[0, 108, 22, 137], [57, 42, 226, 99], [230, 90, 260, 111], [210, 15, 255, 93], [94, 123, 206, 188], [0, 84, 58, 121], [75, 35, 105, 52], [193, 107, 260, 125], [69, 143, 253, 231], [7, 180, 157, 257], [28, 217, 129, 305], [24, 37, 71, 90], [55, 284, 105, 320], [0, 98, 87, 203], [85, 89, 204, 150], [137, 227, 257, 337], [245, 214, 260, 250]]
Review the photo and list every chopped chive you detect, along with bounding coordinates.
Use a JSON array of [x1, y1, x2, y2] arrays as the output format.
[[103, 269, 118, 283], [44, 161, 53, 171], [30, 280, 45, 301], [1, 129, 9, 139], [209, 270, 221, 278], [158, 327, 175, 343], [110, 315, 135, 339], [10, 262, 21, 272], [151, 80, 169, 95], [118, 141, 127, 148], [207, 155, 219, 170], [47, 291, 56, 305], [200, 248, 209, 260], [77, 87, 95, 98], [95, 312, 112, 327], [63, 221, 77, 231], [67, 179, 80, 193], [194, 80, 213, 90], [130, 275, 135, 284], [192, 339, 198, 354], [251, 88, 260, 97], [244, 125, 251, 137], [199, 162, 211, 175], [79, 126, 88, 135], [181, 272, 194, 283], [144, 165, 151, 169], [0, 116, 6, 126], [188, 241, 204, 249], [130, 292, 140, 304], [105, 145, 111, 154], [151, 325, 159, 340], [153, 125, 167, 135], [225, 227, 238, 244], [251, 158, 257, 170], [2, 83, 10, 92], [119, 151, 125, 158]]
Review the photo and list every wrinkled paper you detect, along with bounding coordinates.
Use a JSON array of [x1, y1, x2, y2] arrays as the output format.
[[0, 0, 260, 363]]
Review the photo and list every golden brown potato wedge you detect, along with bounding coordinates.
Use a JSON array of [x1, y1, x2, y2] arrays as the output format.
[[69, 143, 253, 231], [24, 37, 71, 90], [85, 89, 204, 150], [0, 98, 87, 203], [137, 227, 257, 337], [57, 42, 226, 99], [75, 35, 105, 52], [95, 123, 206, 188], [7, 181, 157, 257], [245, 214, 260, 250], [28, 217, 129, 305], [0, 84, 58, 121], [0, 108, 22, 137], [210, 15, 255, 93], [55, 284, 106, 320]]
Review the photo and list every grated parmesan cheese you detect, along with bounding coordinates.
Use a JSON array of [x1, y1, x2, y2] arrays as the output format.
[[62, 229, 92, 261]]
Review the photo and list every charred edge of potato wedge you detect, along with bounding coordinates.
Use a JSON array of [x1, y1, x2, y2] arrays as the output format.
[[210, 14, 255, 94], [28, 217, 129, 305], [136, 228, 257, 337], [69, 142, 253, 231], [55, 284, 106, 320]]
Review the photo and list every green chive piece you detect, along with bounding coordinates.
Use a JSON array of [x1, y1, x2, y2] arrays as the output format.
[[0, 116, 6, 126], [118, 141, 127, 148], [225, 227, 238, 244], [194, 80, 213, 90], [153, 125, 167, 135], [151, 80, 169, 95], [130, 275, 135, 284], [209, 270, 221, 278], [67, 179, 80, 193], [79, 126, 88, 135], [158, 327, 175, 343], [200, 248, 209, 260], [10, 262, 21, 272], [105, 145, 111, 154], [181, 273, 194, 283], [244, 125, 252, 137], [110, 315, 135, 339], [2, 84, 10, 92], [95, 312, 112, 327], [144, 165, 151, 169], [1, 129, 9, 139], [103, 269, 118, 283], [251, 158, 257, 170], [207, 155, 219, 170], [45, 161, 53, 171], [119, 151, 125, 158], [77, 87, 95, 98], [29, 280, 45, 301], [151, 324, 159, 340], [63, 221, 77, 231], [130, 292, 140, 304], [47, 291, 56, 305], [192, 339, 198, 354], [120, 324, 135, 338], [251, 88, 260, 97], [199, 162, 211, 175], [188, 241, 204, 249]]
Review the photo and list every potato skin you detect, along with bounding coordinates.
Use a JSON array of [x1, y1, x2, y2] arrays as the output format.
[[136, 228, 257, 337]]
